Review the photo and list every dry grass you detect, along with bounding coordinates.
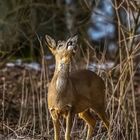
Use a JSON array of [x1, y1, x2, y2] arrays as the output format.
[[0, 0, 140, 140], [0, 36, 139, 140]]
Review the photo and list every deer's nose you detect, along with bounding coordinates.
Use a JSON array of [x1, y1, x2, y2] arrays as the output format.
[[66, 41, 73, 49]]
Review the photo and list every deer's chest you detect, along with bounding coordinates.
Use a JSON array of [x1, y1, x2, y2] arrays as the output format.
[[47, 83, 74, 111]]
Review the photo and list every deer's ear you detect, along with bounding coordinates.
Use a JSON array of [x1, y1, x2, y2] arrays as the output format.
[[67, 35, 78, 43], [70, 35, 78, 43], [45, 35, 56, 54]]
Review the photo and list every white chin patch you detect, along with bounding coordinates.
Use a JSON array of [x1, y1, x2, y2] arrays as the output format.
[[67, 45, 74, 51]]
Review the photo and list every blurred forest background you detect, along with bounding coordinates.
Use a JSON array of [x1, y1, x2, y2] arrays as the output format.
[[0, 0, 140, 140]]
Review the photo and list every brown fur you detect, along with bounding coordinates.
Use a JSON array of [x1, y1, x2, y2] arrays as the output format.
[[45, 35, 109, 140]]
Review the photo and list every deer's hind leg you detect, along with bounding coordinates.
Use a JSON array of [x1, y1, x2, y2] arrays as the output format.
[[92, 106, 109, 130], [79, 109, 96, 140], [97, 110, 109, 130]]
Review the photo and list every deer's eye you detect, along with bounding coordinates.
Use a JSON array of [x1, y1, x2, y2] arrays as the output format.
[[67, 41, 73, 46], [58, 44, 63, 49]]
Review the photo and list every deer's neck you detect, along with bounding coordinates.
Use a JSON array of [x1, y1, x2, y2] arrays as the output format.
[[52, 61, 70, 94]]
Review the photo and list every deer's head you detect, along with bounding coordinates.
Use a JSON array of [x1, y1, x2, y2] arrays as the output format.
[[45, 35, 78, 64]]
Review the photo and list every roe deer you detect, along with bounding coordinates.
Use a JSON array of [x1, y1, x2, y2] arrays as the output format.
[[45, 35, 109, 140]]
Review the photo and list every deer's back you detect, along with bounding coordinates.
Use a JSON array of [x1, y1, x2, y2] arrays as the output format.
[[69, 69, 106, 113], [70, 69, 105, 90]]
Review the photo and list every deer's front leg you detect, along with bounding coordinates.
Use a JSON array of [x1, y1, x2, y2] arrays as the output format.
[[65, 108, 73, 140], [50, 109, 60, 140]]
